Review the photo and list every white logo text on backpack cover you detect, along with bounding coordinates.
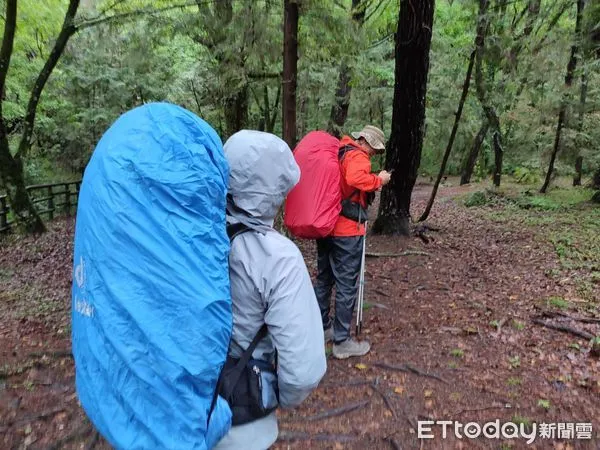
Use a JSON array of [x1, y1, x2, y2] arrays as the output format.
[[74, 256, 86, 288], [74, 256, 94, 318]]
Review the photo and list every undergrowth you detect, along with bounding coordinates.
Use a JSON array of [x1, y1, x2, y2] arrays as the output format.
[[465, 185, 599, 303]]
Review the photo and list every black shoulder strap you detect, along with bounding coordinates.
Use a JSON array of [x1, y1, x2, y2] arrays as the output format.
[[208, 224, 265, 423], [221, 325, 269, 398], [338, 144, 356, 161], [208, 222, 256, 425], [337, 146, 362, 201], [227, 222, 251, 241], [208, 324, 268, 425]]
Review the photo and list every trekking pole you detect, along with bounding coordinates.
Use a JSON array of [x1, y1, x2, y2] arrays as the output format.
[[356, 222, 367, 336]]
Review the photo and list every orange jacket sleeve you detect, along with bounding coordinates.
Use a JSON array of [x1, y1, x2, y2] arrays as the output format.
[[343, 151, 382, 192]]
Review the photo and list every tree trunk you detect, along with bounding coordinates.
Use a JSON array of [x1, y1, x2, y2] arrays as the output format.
[[573, 156, 583, 186], [223, 87, 248, 138], [573, 68, 587, 186], [0, 0, 80, 233], [461, 120, 489, 185], [418, 48, 476, 222], [0, 0, 17, 102], [298, 91, 307, 138], [592, 164, 600, 203], [592, 165, 600, 190], [283, 0, 299, 148], [327, 0, 366, 138], [0, 0, 43, 234], [541, 0, 585, 194], [269, 85, 281, 133], [0, 142, 42, 233], [492, 131, 503, 187], [16, 0, 79, 159], [473, 0, 505, 187], [327, 65, 352, 138], [372, 0, 435, 236]]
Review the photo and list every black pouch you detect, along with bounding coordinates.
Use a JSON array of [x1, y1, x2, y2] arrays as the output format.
[[217, 325, 279, 426], [340, 187, 374, 224], [340, 198, 369, 224]]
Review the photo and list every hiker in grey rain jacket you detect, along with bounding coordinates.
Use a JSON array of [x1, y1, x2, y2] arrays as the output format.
[[213, 130, 327, 450]]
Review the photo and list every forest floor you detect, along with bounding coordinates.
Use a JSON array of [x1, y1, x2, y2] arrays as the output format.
[[1, 177, 599, 450]]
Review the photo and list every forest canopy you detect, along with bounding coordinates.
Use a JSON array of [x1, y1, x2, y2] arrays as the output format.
[[1, 0, 599, 195]]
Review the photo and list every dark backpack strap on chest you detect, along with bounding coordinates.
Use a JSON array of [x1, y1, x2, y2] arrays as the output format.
[[227, 222, 252, 241], [338, 144, 355, 162], [220, 324, 268, 399], [338, 145, 361, 202], [207, 222, 254, 425]]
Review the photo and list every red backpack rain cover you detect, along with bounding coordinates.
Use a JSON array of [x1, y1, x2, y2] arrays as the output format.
[[284, 131, 341, 239]]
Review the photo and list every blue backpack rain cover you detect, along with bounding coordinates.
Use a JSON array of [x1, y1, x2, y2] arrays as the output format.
[[72, 103, 232, 449]]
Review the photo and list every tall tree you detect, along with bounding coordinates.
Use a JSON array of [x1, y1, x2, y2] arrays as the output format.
[[460, 120, 489, 185], [0, 0, 81, 233], [0, 1, 207, 233], [372, 0, 435, 235], [327, 0, 366, 138], [283, 0, 299, 148], [472, 0, 503, 187], [193, 0, 246, 138], [418, 48, 476, 222], [573, 67, 587, 186], [418, 0, 496, 220], [471, 0, 544, 187], [541, 0, 585, 193], [461, 0, 544, 186]]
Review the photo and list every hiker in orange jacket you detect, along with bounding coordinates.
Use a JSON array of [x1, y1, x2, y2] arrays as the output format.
[[314, 125, 391, 359]]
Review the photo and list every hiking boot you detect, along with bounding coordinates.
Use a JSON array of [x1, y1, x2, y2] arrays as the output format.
[[324, 327, 334, 343], [332, 338, 370, 359]]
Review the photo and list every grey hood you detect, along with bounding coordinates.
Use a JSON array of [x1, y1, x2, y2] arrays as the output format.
[[224, 130, 300, 230]]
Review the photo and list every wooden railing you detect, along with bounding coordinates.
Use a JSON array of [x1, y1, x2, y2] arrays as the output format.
[[0, 180, 81, 233]]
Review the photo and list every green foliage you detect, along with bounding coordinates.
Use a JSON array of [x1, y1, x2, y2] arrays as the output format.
[[537, 399, 551, 410], [547, 296, 569, 310], [465, 191, 491, 207], [507, 377, 522, 386], [475, 183, 599, 302], [508, 355, 520, 369], [450, 348, 464, 358], [464, 189, 508, 207], [465, 185, 597, 211], [513, 167, 540, 184], [2, 0, 599, 189], [1, 0, 67, 123], [511, 320, 525, 331]]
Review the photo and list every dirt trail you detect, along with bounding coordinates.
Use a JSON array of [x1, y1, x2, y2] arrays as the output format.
[[1, 182, 598, 449]]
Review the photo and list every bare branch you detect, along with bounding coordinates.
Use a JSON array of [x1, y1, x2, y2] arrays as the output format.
[[75, 0, 205, 30], [189, 80, 203, 116], [532, 316, 595, 340], [532, 0, 571, 53], [511, 4, 529, 32], [247, 72, 282, 80], [99, 0, 129, 15], [365, 0, 392, 23]]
